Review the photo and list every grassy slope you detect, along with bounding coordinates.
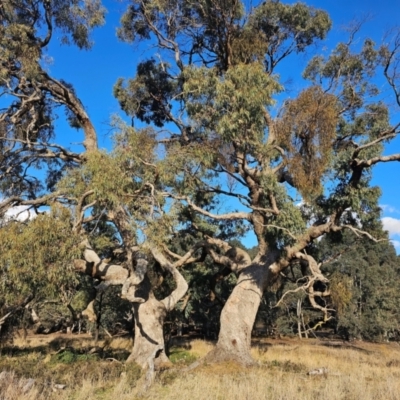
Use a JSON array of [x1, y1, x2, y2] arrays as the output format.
[[1, 335, 400, 400]]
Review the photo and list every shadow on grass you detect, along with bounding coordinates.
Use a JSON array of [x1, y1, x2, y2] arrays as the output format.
[[316, 341, 374, 354]]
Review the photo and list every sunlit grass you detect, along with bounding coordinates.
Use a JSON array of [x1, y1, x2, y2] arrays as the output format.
[[1, 337, 400, 399]]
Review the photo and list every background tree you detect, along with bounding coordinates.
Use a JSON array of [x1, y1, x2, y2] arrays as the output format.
[[314, 230, 400, 341], [0, 206, 81, 335], [0, 0, 105, 335], [255, 226, 400, 342]]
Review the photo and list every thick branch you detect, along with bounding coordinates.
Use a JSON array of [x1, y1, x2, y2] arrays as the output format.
[[73, 190, 95, 233], [38, 70, 97, 152], [293, 252, 328, 282], [342, 225, 387, 243], [78, 240, 129, 285], [353, 153, 400, 168], [150, 248, 188, 311], [164, 193, 251, 221], [280, 219, 338, 270], [352, 129, 399, 159], [205, 237, 252, 273], [0, 192, 60, 216], [172, 241, 207, 268]]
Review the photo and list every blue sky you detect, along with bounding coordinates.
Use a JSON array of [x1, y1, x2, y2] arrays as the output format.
[[42, 0, 400, 250]]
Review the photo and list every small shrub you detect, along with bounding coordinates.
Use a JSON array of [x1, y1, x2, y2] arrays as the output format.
[[265, 359, 306, 373], [51, 349, 100, 364], [169, 348, 198, 365]]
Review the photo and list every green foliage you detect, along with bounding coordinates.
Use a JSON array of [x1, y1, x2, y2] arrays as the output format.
[[118, 0, 244, 71], [0, 0, 105, 53], [58, 122, 176, 244], [0, 22, 41, 78], [251, 1, 331, 53], [59, 150, 133, 206], [184, 63, 281, 143], [51, 349, 99, 364], [53, 0, 106, 49], [0, 0, 105, 92], [114, 59, 177, 127], [169, 348, 198, 364], [95, 286, 135, 334], [215, 63, 281, 143], [317, 231, 400, 341], [0, 205, 80, 305]]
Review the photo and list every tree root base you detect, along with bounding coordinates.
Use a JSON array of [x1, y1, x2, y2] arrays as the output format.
[[185, 346, 257, 370]]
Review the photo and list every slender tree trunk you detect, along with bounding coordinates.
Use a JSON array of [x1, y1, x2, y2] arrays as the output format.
[[204, 260, 273, 364], [94, 293, 103, 344], [297, 299, 302, 339]]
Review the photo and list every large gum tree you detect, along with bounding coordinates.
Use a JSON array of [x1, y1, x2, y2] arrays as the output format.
[[114, 0, 400, 365], [0, 0, 194, 369]]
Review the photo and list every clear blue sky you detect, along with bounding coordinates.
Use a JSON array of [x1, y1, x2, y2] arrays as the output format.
[[44, 0, 400, 250]]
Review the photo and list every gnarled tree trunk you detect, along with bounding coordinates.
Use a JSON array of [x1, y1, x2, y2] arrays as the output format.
[[121, 265, 170, 367], [75, 241, 188, 369], [125, 248, 189, 367], [127, 289, 170, 368]]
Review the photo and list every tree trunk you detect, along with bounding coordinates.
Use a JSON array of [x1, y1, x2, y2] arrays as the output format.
[[205, 253, 279, 365], [124, 247, 188, 369], [205, 263, 268, 365], [76, 242, 188, 370], [94, 293, 103, 344], [297, 299, 303, 339], [126, 293, 171, 369]]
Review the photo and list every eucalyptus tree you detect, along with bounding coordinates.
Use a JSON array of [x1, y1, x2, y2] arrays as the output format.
[[0, 0, 194, 369], [0, 0, 106, 335], [261, 227, 400, 341], [115, 0, 400, 364], [313, 230, 400, 342]]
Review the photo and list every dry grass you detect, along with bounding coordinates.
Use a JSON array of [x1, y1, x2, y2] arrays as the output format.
[[188, 339, 215, 357], [1, 337, 400, 400]]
